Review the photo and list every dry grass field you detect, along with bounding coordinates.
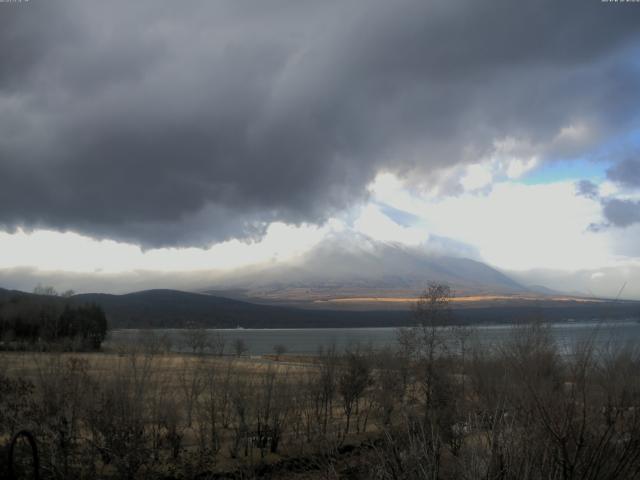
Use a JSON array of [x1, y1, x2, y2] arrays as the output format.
[[3, 319, 640, 479], [0, 345, 388, 479]]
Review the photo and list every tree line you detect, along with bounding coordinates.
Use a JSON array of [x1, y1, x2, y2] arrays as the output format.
[[0, 286, 108, 350]]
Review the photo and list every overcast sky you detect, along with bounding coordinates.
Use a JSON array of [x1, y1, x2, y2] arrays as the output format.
[[1, 0, 640, 298]]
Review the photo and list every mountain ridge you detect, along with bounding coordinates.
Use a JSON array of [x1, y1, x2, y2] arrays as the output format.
[[2, 286, 639, 329], [201, 238, 528, 303]]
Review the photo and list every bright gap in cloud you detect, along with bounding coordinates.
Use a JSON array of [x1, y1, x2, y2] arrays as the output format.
[[0, 222, 333, 273], [367, 172, 620, 271]]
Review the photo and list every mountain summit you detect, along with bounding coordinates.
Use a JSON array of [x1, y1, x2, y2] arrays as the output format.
[[203, 235, 526, 305]]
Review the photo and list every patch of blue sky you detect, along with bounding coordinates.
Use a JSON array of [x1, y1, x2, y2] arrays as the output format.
[[522, 158, 608, 185], [523, 129, 640, 185], [377, 202, 421, 227]]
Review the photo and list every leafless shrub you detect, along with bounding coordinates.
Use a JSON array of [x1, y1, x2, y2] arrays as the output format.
[[371, 348, 405, 427], [316, 345, 338, 438], [228, 375, 255, 459], [233, 338, 249, 357], [338, 347, 372, 437], [182, 325, 212, 355], [273, 343, 287, 360], [210, 330, 227, 356]]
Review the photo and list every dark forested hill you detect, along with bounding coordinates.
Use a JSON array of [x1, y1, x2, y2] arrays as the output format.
[[70, 289, 640, 329], [71, 289, 408, 328], [2, 286, 639, 329]]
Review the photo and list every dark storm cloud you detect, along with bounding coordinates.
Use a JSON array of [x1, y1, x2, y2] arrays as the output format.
[[2, 0, 640, 247], [602, 199, 640, 228], [595, 157, 640, 228], [608, 158, 640, 188], [576, 180, 600, 200]]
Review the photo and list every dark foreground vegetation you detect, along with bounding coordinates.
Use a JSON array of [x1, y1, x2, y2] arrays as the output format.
[[0, 287, 108, 351], [1, 285, 640, 479]]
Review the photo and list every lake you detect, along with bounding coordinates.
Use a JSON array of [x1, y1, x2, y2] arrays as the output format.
[[106, 320, 640, 356]]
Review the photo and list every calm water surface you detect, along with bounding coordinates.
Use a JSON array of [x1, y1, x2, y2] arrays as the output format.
[[106, 320, 640, 356]]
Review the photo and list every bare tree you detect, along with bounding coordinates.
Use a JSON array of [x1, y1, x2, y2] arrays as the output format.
[[233, 338, 248, 357], [182, 324, 211, 355], [33, 284, 59, 296], [317, 345, 338, 436], [338, 349, 372, 436], [228, 376, 254, 458], [273, 344, 287, 361], [372, 348, 404, 426], [210, 330, 226, 356], [178, 356, 205, 428], [403, 283, 454, 416]]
